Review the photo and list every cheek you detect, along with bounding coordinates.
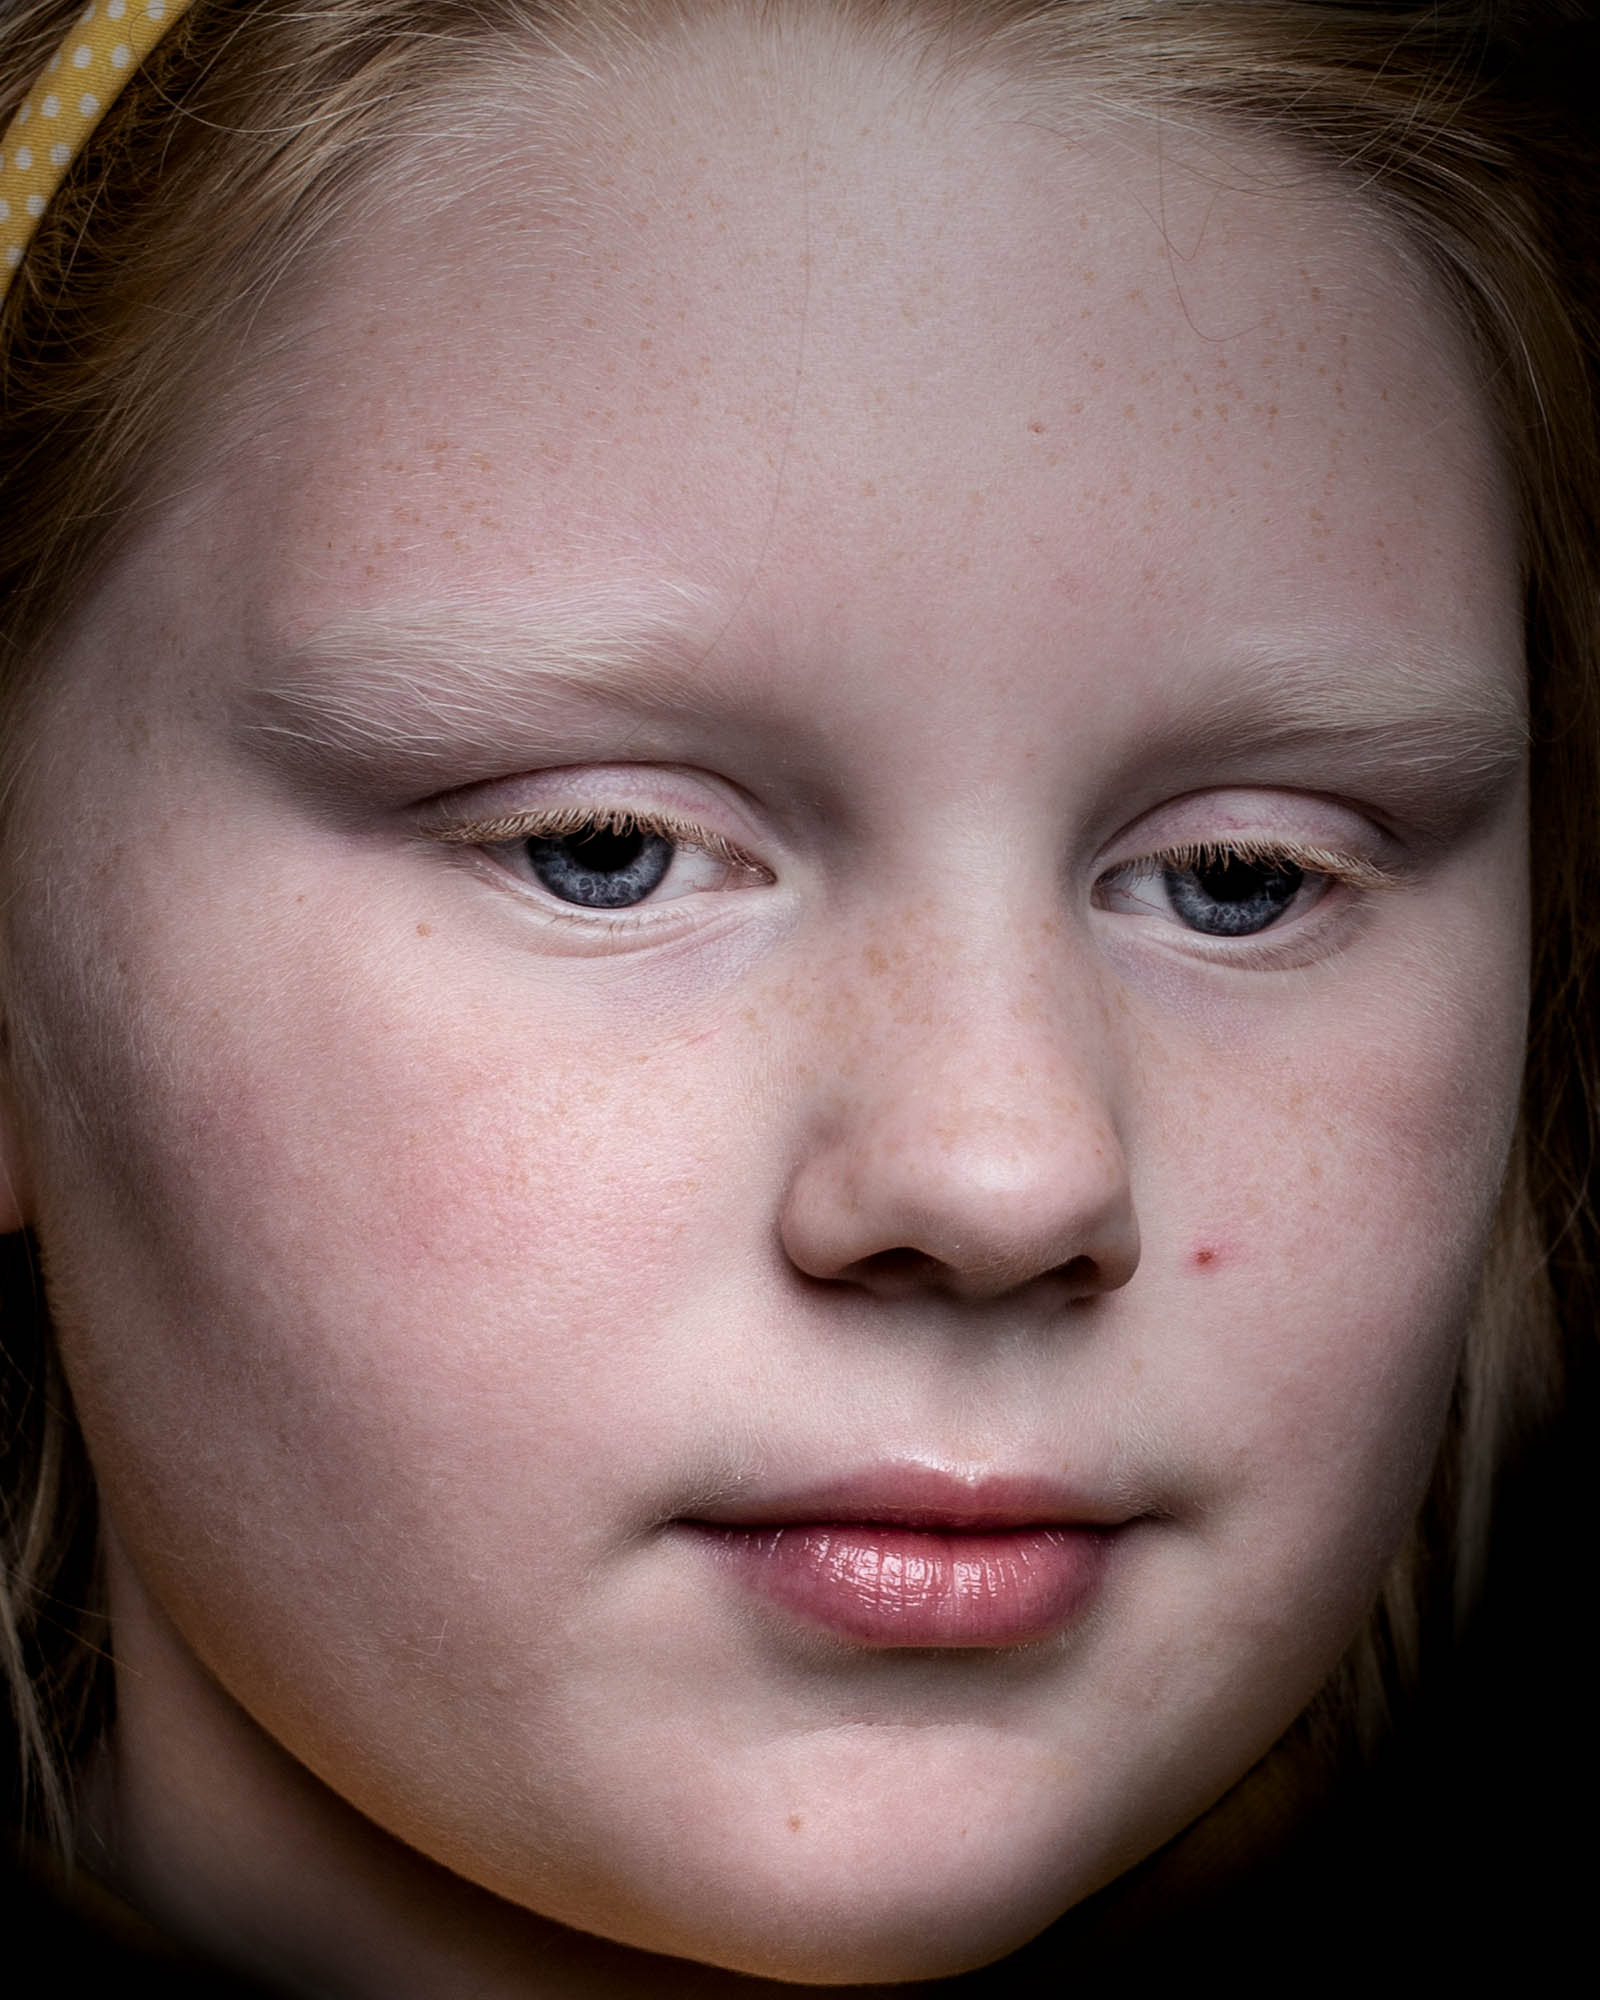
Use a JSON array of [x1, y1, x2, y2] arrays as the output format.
[[1131, 904, 1526, 1565], [14, 830, 763, 1689]]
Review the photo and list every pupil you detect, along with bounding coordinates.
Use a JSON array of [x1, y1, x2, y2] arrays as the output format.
[[1166, 855, 1304, 937], [525, 823, 675, 909], [568, 827, 646, 874]]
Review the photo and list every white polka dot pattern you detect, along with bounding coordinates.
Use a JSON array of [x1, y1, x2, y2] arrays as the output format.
[[1, 0, 197, 294]]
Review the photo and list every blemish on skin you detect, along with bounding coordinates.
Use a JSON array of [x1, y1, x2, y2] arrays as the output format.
[[1191, 1245, 1220, 1271], [416, 922, 432, 938], [788, 1814, 804, 1833]]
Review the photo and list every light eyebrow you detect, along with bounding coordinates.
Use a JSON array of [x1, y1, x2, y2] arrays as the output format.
[[1147, 637, 1529, 804], [241, 601, 1530, 834], [241, 589, 733, 791]]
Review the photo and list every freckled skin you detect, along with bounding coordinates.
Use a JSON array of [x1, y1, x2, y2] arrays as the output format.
[[0, 23, 1526, 2000]]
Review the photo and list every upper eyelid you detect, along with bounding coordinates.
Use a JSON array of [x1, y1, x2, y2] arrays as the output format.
[[1102, 834, 1406, 892], [429, 801, 758, 871], [423, 788, 1406, 891]]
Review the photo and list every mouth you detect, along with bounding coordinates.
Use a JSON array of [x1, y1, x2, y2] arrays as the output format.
[[679, 1467, 1126, 1650]]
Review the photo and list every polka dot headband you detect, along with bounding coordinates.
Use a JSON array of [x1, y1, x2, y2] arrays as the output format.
[[0, 0, 198, 300]]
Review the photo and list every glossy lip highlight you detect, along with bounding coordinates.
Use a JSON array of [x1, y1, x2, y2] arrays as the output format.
[[681, 1467, 1128, 1648]]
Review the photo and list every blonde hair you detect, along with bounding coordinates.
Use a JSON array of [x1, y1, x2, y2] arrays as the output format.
[[2, 0, 1597, 1873]]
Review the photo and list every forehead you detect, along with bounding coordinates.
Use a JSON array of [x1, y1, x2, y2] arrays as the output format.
[[124, 23, 1517, 743]]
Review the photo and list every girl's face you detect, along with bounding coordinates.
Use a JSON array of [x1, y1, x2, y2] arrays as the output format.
[[2, 34, 1527, 1994]]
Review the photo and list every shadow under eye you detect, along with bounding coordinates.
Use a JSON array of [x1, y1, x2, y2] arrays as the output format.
[[525, 827, 675, 908]]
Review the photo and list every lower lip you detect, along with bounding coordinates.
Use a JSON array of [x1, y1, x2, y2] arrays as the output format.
[[687, 1522, 1111, 1648]]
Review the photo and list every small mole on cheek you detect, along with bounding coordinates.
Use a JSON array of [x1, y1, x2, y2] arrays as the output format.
[[787, 1814, 804, 1833], [416, 922, 433, 938], [1190, 1244, 1220, 1271]]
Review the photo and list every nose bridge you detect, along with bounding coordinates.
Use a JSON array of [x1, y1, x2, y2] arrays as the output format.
[[852, 899, 1123, 1169]]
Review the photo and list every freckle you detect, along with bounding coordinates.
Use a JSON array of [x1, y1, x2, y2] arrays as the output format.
[[788, 1813, 804, 1832], [416, 922, 432, 937]]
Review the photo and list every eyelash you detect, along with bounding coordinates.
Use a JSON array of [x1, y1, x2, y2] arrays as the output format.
[[1104, 835, 1400, 897], [429, 805, 1402, 939], [432, 802, 754, 875]]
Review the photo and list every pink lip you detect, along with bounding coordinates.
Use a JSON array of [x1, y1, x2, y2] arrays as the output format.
[[682, 1467, 1123, 1649]]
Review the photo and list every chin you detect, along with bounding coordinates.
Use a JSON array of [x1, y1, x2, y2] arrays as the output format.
[[628, 1880, 1071, 1989], [535, 1774, 1119, 1987]]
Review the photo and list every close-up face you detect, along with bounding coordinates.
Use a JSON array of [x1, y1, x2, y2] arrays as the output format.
[[0, 23, 1529, 1992]]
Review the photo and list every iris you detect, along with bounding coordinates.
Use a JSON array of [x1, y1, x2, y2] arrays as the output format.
[[1164, 854, 1305, 936], [525, 824, 675, 908]]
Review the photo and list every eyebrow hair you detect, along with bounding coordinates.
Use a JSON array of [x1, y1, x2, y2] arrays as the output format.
[[242, 597, 1529, 815], [241, 590, 736, 788], [1142, 636, 1529, 801]]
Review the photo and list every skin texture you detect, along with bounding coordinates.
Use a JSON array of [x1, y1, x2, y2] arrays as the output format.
[[0, 23, 1528, 1998]]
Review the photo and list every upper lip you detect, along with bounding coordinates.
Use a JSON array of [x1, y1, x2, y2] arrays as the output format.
[[680, 1463, 1133, 1532]]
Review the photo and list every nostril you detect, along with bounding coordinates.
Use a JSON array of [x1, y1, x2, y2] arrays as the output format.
[[1054, 1253, 1101, 1293], [845, 1246, 939, 1294], [838, 1245, 1112, 1302]]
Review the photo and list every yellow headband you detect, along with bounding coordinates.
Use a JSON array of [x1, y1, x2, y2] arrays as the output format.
[[0, 0, 198, 303]]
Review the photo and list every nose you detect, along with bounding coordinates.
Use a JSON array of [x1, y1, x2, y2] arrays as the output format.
[[777, 924, 1140, 1306]]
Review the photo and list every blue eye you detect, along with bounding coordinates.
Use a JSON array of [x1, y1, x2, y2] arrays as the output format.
[[1162, 853, 1305, 936], [1094, 834, 1390, 941], [433, 798, 770, 913], [524, 824, 675, 908]]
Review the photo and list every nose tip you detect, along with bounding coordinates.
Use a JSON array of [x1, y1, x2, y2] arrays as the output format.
[[779, 1083, 1141, 1307]]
